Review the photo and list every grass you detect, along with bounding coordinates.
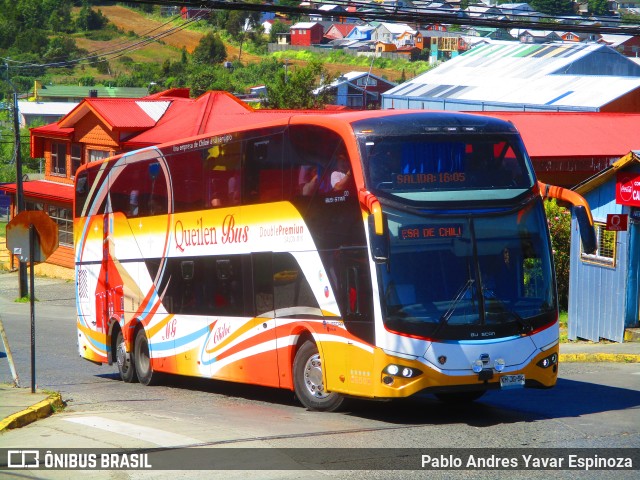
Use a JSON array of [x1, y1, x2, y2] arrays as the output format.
[[559, 311, 568, 343]]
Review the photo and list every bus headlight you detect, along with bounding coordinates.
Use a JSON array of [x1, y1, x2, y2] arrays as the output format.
[[494, 358, 505, 372], [472, 359, 484, 373], [383, 364, 422, 378], [536, 353, 558, 369]]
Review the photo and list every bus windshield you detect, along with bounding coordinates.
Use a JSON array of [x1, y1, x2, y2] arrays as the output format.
[[361, 134, 534, 202], [378, 199, 555, 340]]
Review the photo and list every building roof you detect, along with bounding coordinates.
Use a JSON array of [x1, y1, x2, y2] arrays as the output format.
[[123, 91, 297, 148], [290, 22, 321, 29], [18, 102, 78, 117], [474, 112, 640, 158], [383, 42, 640, 111], [59, 99, 171, 130], [574, 151, 640, 194], [0, 180, 73, 203], [36, 85, 149, 100]]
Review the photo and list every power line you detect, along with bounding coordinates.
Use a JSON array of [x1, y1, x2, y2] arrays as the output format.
[[1, 10, 209, 71]]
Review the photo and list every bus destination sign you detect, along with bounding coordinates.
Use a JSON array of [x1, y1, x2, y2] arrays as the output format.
[[400, 224, 464, 240]]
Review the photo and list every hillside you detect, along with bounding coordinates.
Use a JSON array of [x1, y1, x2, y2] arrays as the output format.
[[95, 5, 406, 83]]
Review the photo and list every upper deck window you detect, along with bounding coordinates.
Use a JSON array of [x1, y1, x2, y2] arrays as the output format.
[[361, 135, 534, 202]]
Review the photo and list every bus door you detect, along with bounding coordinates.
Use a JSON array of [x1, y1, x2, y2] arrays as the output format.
[[94, 174, 125, 336]]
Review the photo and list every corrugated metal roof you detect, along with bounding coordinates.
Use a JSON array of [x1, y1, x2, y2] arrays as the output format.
[[36, 85, 148, 99], [384, 42, 640, 111]]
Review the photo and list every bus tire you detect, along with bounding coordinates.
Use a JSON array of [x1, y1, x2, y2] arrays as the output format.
[[435, 391, 485, 403], [293, 341, 344, 412], [115, 329, 137, 383], [134, 328, 160, 386]]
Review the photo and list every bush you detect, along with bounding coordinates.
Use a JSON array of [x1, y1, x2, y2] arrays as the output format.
[[545, 199, 571, 311]]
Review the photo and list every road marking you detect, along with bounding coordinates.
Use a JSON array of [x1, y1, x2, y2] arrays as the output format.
[[65, 416, 201, 447]]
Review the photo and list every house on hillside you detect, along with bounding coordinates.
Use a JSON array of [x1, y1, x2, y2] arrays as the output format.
[[512, 30, 562, 44], [309, 4, 346, 22], [324, 23, 356, 41], [290, 22, 325, 46], [346, 25, 375, 41], [382, 42, 640, 112], [313, 71, 397, 109], [371, 23, 415, 44], [599, 34, 640, 57]]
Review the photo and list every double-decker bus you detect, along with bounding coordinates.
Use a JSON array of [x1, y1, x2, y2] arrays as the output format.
[[74, 110, 596, 411]]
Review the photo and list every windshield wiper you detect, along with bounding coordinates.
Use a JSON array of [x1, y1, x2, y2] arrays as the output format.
[[482, 288, 532, 333], [432, 279, 475, 337]]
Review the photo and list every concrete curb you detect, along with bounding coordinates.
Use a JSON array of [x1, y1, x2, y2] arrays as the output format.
[[0, 392, 64, 432], [559, 353, 640, 363]]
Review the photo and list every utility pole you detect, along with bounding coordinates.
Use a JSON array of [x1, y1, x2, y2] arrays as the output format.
[[4, 62, 28, 298]]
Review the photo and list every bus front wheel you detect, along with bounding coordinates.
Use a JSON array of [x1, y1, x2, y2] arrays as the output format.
[[293, 341, 344, 412], [115, 330, 137, 383], [134, 328, 160, 386]]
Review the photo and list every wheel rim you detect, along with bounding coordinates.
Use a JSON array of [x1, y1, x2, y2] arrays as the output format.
[[116, 335, 130, 374], [303, 353, 329, 399]]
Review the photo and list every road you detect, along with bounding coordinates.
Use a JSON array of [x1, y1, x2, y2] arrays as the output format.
[[0, 274, 639, 479]]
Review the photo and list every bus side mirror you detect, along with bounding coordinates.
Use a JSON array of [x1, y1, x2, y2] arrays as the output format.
[[575, 206, 597, 255], [368, 214, 389, 264]]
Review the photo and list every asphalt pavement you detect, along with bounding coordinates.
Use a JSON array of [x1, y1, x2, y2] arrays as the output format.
[[1, 268, 639, 433]]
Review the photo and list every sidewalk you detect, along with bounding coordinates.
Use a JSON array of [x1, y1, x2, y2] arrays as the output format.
[[0, 268, 639, 433]]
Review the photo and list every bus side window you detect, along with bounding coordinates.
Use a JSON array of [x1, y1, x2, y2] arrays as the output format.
[[205, 141, 242, 208], [244, 131, 285, 204], [339, 249, 374, 344], [272, 253, 322, 317]]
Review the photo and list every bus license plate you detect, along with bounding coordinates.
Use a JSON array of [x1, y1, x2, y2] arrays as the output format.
[[500, 374, 525, 389]]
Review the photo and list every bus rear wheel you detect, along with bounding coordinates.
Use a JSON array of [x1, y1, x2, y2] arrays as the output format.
[[115, 329, 137, 383], [435, 391, 485, 403], [293, 341, 344, 412], [134, 328, 160, 386]]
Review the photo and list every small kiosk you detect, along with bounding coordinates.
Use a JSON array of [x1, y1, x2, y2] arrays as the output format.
[[568, 152, 640, 342]]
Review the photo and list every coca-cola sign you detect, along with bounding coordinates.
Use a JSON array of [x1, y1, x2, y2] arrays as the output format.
[[616, 172, 640, 207]]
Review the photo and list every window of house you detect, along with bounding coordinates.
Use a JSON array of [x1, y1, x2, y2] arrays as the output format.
[[48, 205, 73, 247], [51, 143, 67, 176], [581, 222, 617, 267], [88, 149, 111, 162], [357, 77, 377, 87], [71, 144, 82, 177]]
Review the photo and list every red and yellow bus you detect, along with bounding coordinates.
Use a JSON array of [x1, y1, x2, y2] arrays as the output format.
[[74, 110, 596, 411]]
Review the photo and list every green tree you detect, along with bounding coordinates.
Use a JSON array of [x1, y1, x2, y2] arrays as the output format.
[[268, 20, 290, 44], [192, 33, 227, 65], [545, 199, 571, 311], [265, 60, 335, 109], [588, 0, 611, 15], [530, 0, 574, 15], [75, 3, 108, 31]]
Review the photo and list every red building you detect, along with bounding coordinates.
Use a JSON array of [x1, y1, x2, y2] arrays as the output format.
[[290, 22, 324, 46], [476, 111, 640, 187]]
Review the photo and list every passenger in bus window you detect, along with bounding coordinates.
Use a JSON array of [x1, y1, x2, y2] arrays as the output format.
[[299, 166, 319, 196], [228, 175, 241, 205], [331, 153, 353, 192], [208, 177, 224, 207], [128, 190, 139, 217]]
